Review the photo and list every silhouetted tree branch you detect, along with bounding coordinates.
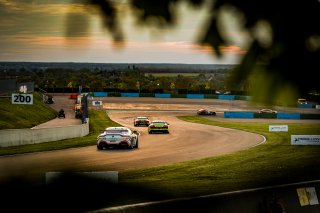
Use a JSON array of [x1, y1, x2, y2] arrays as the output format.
[[87, 0, 320, 105]]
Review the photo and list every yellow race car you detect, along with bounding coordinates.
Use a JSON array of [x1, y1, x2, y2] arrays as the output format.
[[148, 120, 169, 134]]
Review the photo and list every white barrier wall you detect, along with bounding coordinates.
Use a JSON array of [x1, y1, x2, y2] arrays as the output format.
[[0, 122, 89, 147]]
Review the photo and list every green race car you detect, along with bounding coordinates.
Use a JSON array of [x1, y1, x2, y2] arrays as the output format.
[[148, 120, 170, 134]]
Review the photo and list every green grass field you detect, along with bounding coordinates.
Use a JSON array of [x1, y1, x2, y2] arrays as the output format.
[[119, 116, 320, 202], [0, 93, 57, 130]]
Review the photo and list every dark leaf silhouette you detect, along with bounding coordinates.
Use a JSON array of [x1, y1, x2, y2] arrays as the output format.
[[85, 0, 320, 105]]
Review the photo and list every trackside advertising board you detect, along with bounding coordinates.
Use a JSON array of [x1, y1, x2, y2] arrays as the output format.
[[291, 135, 320, 145], [92, 101, 102, 106], [269, 125, 288, 132]]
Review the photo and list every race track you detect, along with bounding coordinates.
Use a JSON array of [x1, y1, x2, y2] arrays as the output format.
[[4, 95, 313, 184]]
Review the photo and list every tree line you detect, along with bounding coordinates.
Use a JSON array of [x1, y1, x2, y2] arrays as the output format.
[[0, 67, 242, 94]]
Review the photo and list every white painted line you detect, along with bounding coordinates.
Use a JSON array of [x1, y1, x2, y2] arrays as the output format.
[[251, 135, 267, 147]]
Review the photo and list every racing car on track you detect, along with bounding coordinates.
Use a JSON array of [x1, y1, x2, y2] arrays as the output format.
[[148, 120, 170, 134], [133, 116, 150, 126], [259, 109, 278, 114], [197, 109, 216, 116], [97, 127, 139, 150]]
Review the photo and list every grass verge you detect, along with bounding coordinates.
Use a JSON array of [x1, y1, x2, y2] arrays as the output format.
[[118, 116, 320, 202], [0, 93, 57, 130]]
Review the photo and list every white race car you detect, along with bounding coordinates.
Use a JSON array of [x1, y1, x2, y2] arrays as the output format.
[[259, 109, 278, 114], [97, 127, 139, 150]]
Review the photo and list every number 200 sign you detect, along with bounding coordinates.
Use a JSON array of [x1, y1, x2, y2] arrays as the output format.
[[12, 93, 33, 105]]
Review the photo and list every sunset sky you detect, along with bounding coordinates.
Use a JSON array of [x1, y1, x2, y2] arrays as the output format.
[[0, 0, 249, 64]]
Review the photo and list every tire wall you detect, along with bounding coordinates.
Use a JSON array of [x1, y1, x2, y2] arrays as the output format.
[[225, 112, 319, 119], [91, 92, 319, 119], [155, 93, 171, 98], [92, 92, 242, 100]]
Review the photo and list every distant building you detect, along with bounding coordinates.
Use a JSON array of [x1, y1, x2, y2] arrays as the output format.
[[18, 82, 34, 93], [0, 79, 17, 94], [0, 80, 34, 94]]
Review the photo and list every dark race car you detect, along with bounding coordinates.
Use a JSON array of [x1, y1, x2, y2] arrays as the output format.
[[197, 109, 216, 116], [58, 109, 65, 118], [74, 104, 83, 119], [45, 96, 54, 104], [133, 116, 150, 126]]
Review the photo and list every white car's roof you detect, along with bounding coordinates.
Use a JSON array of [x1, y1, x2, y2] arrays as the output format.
[[151, 120, 167, 123], [260, 109, 277, 112], [136, 117, 148, 119], [104, 127, 131, 134], [106, 127, 129, 130]]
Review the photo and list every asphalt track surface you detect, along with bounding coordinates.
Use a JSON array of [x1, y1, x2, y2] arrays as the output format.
[[0, 95, 319, 184]]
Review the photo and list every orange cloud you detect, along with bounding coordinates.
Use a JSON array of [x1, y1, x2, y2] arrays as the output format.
[[0, 1, 91, 15], [3, 35, 92, 48], [192, 44, 246, 55], [145, 41, 246, 56]]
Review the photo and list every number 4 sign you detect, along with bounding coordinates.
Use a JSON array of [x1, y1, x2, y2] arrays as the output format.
[[12, 93, 33, 105]]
